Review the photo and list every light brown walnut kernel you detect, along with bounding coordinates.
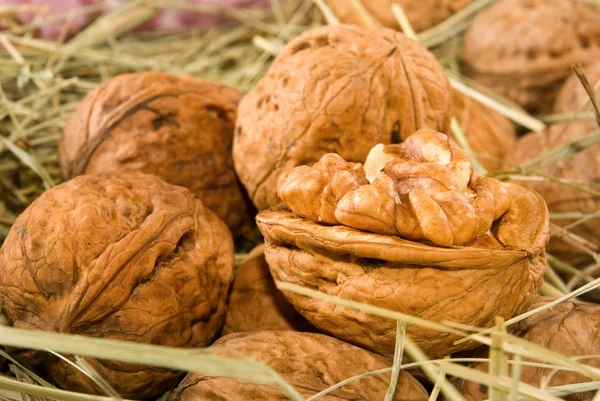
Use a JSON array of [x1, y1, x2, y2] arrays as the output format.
[[327, 0, 473, 33], [222, 244, 314, 335], [234, 24, 453, 210], [59, 71, 250, 234], [0, 173, 234, 399], [463, 0, 600, 114], [456, 297, 600, 401], [170, 331, 429, 401]]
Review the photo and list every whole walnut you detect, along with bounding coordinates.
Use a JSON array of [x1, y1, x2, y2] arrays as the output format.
[[59, 71, 250, 234], [462, 0, 600, 114], [257, 129, 549, 357], [456, 297, 600, 401], [222, 244, 314, 335], [234, 24, 453, 210], [327, 0, 473, 32], [170, 331, 429, 400], [554, 60, 600, 114], [0, 173, 234, 399], [452, 89, 516, 172], [505, 122, 599, 262]]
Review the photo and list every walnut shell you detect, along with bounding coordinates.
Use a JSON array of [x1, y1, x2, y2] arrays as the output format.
[[554, 60, 600, 114], [463, 0, 600, 114], [170, 331, 429, 400], [0, 173, 234, 399], [222, 244, 314, 335], [59, 71, 250, 234], [452, 89, 516, 172], [234, 24, 453, 210], [456, 297, 600, 401], [505, 122, 599, 261], [258, 130, 549, 357], [327, 0, 473, 32]]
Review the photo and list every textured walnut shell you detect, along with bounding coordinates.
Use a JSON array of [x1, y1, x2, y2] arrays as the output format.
[[463, 0, 600, 114], [554, 60, 600, 114], [0, 173, 234, 399], [456, 297, 600, 401], [234, 24, 453, 210], [452, 89, 516, 172], [505, 122, 599, 261], [222, 244, 314, 335], [327, 0, 473, 32], [59, 71, 250, 234], [170, 331, 429, 400]]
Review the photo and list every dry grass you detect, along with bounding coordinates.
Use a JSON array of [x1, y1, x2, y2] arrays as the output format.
[[0, 1, 599, 401]]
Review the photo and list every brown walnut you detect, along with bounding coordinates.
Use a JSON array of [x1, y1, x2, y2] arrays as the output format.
[[234, 24, 453, 210], [0, 173, 234, 399], [456, 297, 600, 401], [463, 0, 600, 114], [327, 0, 473, 32], [170, 331, 429, 400], [222, 244, 314, 335], [258, 130, 549, 357], [505, 122, 599, 263], [452, 89, 516, 172], [59, 71, 250, 234]]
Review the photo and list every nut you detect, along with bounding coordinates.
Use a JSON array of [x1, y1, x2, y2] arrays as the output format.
[[463, 0, 600, 114], [451, 89, 516, 172], [554, 60, 600, 114], [0, 173, 234, 399], [222, 244, 314, 335], [59, 71, 250, 234], [258, 130, 549, 356], [326, 0, 473, 32], [234, 24, 453, 210], [170, 331, 429, 400], [456, 297, 600, 401], [505, 122, 599, 262]]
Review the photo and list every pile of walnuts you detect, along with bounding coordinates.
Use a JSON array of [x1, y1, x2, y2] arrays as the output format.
[[0, 2, 599, 400]]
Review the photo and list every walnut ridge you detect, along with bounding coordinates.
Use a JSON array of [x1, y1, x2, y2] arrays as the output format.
[[234, 24, 453, 210], [327, 0, 473, 32], [258, 130, 549, 356], [222, 244, 314, 335], [0, 173, 234, 399], [463, 0, 600, 114], [170, 331, 429, 400], [59, 71, 250, 233]]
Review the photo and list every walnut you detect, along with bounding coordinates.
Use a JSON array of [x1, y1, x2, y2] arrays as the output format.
[[505, 122, 599, 262], [59, 71, 250, 234], [554, 60, 600, 114], [170, 331, 429, 400], [258, 130, 549, 357], [462, 0, 600, 114], [451, 89, 516, 172], [327, 0, 473, 32], [456, 297, 600, 401], [0, 173, 234, 399], [234, 24, 453, 210], [222, 244, 315, 335]]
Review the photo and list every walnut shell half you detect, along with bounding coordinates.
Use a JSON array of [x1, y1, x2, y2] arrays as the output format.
[[170, 331, 429, 400], [258, 130, 549, 357], [456, 297, 600, 401], [222, 244, 314, 335], [327, 0, 473, 32], [463, 0, 600, 114], [0, 173, 234, 399], [234, 24, 452, 210], [59, 72, 250, 234]]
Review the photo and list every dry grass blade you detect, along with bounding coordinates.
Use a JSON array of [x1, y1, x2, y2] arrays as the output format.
[[313, 0, 339, 25], [350, 0, 381, 28], [275, 281, 466, 336], [451, 117, 488, 175], [0, 137, 54, 189], [385, 321, 406, 401], [305, 368, 391, 401], [74, 357, 122, 400], [9, 366, 46, 401], [428, 362, 448, 401], [0, 375, 127, 401], [571, 63, 600, 128], [0, 351, 53, 388], [391, 4, 416, 39], [489, 317, 509, 401], [519, 131, 600, 170], [509, 355, 523, 401]]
